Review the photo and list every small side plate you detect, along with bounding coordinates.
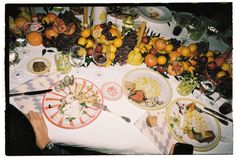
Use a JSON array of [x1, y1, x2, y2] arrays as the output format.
[[27, 57, 51, 74]]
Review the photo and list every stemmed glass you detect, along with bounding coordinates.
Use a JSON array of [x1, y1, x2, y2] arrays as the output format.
[[92, 42, 110, 77], [9, 45, 24, 79], [69, 45, 86, 73]]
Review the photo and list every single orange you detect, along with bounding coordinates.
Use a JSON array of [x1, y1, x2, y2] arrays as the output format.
[[81, 29, 91, 38], [113, 37, 123, 48], [154, 39, 166, 51], [27, 31, 43, 46], [109, 28, 120, 37], [45, 28, 58, 39], [181, 46, 191, 57], [188, 43, 197, 53], [157, 56, 167, 65], [15, 17, 28, 28], [177, 45, 183, 53], [169, 51, 181, 61]]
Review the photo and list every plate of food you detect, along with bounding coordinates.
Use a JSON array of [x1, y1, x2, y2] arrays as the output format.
[[122, 68, 172, 110], [138, 6, 172, 23], [166, 98, 221, 151], [42, 75, 104, 129], [107, 6, 140, 20], [27, 57, 51, 74]]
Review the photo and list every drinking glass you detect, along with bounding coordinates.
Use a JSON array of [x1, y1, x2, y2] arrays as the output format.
[[9, 47, 24, 79], [92, 42, 110, 77], [177, 76, 198, 96], [54, 52, 72, 74], [69, 45, 86, 73], [186, 16, 207, 41], [173, 12, 192, 36]]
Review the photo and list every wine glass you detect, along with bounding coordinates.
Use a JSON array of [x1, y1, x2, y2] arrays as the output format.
[[69, 45, 86, 73], [92, 42, 109, 77], [9, 47, 24, 80]]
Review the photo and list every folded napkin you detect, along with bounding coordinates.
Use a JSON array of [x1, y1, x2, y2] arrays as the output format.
[[134, 109, 176, 154], [10, 72, 60, 114]]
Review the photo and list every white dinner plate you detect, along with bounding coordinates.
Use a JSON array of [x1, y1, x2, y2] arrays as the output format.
[[138, 6, 172, 23], [166, 98, 221, 151], [122, 68, 172, 110]]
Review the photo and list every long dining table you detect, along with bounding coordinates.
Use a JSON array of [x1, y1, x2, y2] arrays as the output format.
[[8, 7, 233, 154]]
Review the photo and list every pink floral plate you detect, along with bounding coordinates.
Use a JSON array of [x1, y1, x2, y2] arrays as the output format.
[[42, 77, 103, 129]]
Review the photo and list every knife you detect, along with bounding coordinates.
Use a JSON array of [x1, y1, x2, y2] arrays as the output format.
[[10, 89, 52, 97], [204, 107, 233, 122]]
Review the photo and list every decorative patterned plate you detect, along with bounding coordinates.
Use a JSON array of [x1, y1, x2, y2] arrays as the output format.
[[27, 57, 51, 74], [138, 6, 172, 23], [166, 98, 221, 151], [42, 77, 104, 129], [121, 68, 172, 110]]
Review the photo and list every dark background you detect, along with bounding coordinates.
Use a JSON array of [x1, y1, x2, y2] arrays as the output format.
[[6, 3, 232, 30]]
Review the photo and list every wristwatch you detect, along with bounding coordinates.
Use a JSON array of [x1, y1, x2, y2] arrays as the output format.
[[42, 140, 54, 151]]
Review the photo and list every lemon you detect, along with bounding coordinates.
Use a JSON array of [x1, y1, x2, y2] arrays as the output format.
[[216, 71, 226, 78], [77, 47, 86, 56], [157, 56, 167, 65], [92, 29, 101, 39], [81, 29, 91, 38], [102, 44, 109, 53], [141, 47, 147, 54], [113, 37, 123, 48], [206, 50, 214, 57], [144, 44, 152, 51], [109, 52, 116, 60], [208, 56, 214, 62], [85, 39, 94, 48], [221, 63, 230, 71], [78, 37, 87, 46], [110, 45, 117, 54]]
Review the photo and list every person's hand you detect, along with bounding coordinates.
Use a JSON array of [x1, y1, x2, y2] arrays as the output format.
[[27, 111, 50, 150]]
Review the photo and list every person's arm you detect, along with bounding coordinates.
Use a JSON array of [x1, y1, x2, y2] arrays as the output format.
[[27, 111, 70, 155]]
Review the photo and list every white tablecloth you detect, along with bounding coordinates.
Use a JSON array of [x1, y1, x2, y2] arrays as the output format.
[[9, 12, 232, 154]]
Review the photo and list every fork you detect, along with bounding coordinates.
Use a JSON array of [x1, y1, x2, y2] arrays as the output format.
[[103, 106, 131, 123], [93, 103, 131, 123], [194, 106, 228, 126]]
